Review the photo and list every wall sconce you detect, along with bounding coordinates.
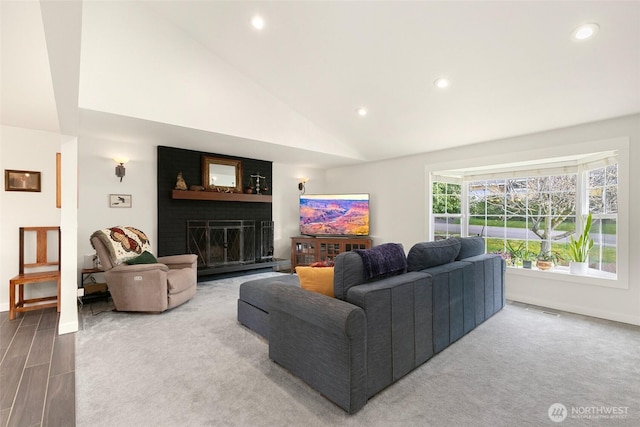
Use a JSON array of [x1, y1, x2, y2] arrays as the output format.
[[298, 177, 308, 194], [114, 157, 129, 182]]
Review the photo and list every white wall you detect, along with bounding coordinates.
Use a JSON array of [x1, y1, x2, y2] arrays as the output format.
[[0, 126, 61, 312], [77, 136, 158, 266], [324, 114, 640, 325], [272, 163, 326, 262]]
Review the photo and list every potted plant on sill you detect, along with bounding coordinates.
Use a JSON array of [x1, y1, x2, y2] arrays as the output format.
[[536, 251, 562, 271], [506, 241, 526, 268], [568, 212, 594, 275], [522, 250, 536, 269]]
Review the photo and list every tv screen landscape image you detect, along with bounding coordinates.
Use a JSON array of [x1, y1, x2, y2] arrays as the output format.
[[299, 194, 370, 236]]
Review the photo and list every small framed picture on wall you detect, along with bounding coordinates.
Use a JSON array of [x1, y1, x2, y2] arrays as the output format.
[[109, 194, 132, 208], [4, 170, 41, 192]]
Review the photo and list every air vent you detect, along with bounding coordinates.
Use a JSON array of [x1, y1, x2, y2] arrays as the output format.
[[525, 307, 560, 317]]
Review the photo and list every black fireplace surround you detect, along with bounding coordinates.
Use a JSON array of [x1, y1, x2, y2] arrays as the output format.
[[157, 146, 275, 274]]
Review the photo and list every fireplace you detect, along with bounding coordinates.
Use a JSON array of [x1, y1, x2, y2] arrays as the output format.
[[158, 146, 288, 275]]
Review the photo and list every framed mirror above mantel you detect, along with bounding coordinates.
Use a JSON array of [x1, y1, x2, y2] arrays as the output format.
[[202, 156, 242, 193]]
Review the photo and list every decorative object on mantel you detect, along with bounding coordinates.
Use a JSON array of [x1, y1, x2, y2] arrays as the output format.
[[245, 176, 255, 194], [189, 185, 204, 191], [251, 173, 267, 195], [175, 172, 188, 190]]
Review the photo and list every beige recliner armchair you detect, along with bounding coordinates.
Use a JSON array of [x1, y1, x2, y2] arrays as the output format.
[[90, 226, 197, 312]]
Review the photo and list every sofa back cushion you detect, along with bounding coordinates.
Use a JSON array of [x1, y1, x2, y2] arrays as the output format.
[[333, 244, 407, 300], [353, 243, 407, 280], [333, 252, 367, 300], [455, 236, 486, 260], [407, 239, 461, 271]]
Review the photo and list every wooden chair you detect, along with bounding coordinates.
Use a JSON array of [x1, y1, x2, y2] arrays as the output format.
[[9, 226, 61, 320]]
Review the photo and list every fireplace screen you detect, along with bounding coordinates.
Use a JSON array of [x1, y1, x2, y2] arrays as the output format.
[[260, 221, 274, 261], [187, 220, 256, 267]]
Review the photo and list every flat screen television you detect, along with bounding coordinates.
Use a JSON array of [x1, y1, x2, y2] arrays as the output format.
[[299, 194, 370, 236]]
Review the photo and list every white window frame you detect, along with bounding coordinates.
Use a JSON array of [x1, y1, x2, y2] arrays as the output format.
[[430, 175, 464, 239]]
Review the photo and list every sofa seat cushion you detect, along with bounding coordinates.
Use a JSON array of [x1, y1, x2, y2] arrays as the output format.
[[166, 267, 197, 294], [407, 239, 461, 271], [237, 275, 300, 340], [239, 274, 301, 312]]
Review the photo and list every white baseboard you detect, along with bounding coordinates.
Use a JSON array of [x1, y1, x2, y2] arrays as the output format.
[[507, 293, 640, 326]]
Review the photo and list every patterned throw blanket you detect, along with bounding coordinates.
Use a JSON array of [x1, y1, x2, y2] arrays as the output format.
[[91, 226, 151, 265], [354, 243, 407, 280]]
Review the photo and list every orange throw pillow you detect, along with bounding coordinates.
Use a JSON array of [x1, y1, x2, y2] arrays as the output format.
[[295, 266, 335, 298]]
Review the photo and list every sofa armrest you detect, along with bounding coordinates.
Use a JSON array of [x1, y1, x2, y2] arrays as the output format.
[[157, 254, 197, 270], [268, 283, 368, 414], [346, 271, 433, 396]]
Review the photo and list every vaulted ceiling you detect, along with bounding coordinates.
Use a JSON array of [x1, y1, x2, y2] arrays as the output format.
[[2, 1, 639, 168]]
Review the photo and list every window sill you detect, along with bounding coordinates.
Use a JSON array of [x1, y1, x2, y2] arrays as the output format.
[[506, 266, 625, 289]]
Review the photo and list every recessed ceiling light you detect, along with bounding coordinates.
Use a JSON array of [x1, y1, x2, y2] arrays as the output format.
[[357, 107, 368, 117], [572, 23, 599, 40], [434, 78, 450, 89], [251, 15, 265, 30]]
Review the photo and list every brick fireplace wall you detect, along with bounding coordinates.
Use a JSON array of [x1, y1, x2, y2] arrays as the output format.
[[157, 146, 272, 258]]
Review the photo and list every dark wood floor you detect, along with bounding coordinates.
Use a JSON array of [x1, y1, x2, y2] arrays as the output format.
[[0, 308, 75, 427]]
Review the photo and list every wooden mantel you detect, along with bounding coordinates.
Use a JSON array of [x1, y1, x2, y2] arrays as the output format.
[[171, 189, 272, 203]]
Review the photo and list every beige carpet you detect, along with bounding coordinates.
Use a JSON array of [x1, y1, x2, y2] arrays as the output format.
[[76, 272, 640, 426]]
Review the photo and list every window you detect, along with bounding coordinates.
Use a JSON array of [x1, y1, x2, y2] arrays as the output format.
[[587, 164, 617, 274], [468, 174, 578, 268], [432, 181, 462, 239], [431, 156, 618, 278]]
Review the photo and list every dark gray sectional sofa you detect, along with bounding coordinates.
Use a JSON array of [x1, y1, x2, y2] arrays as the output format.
[[237, 237, 505, 413]]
